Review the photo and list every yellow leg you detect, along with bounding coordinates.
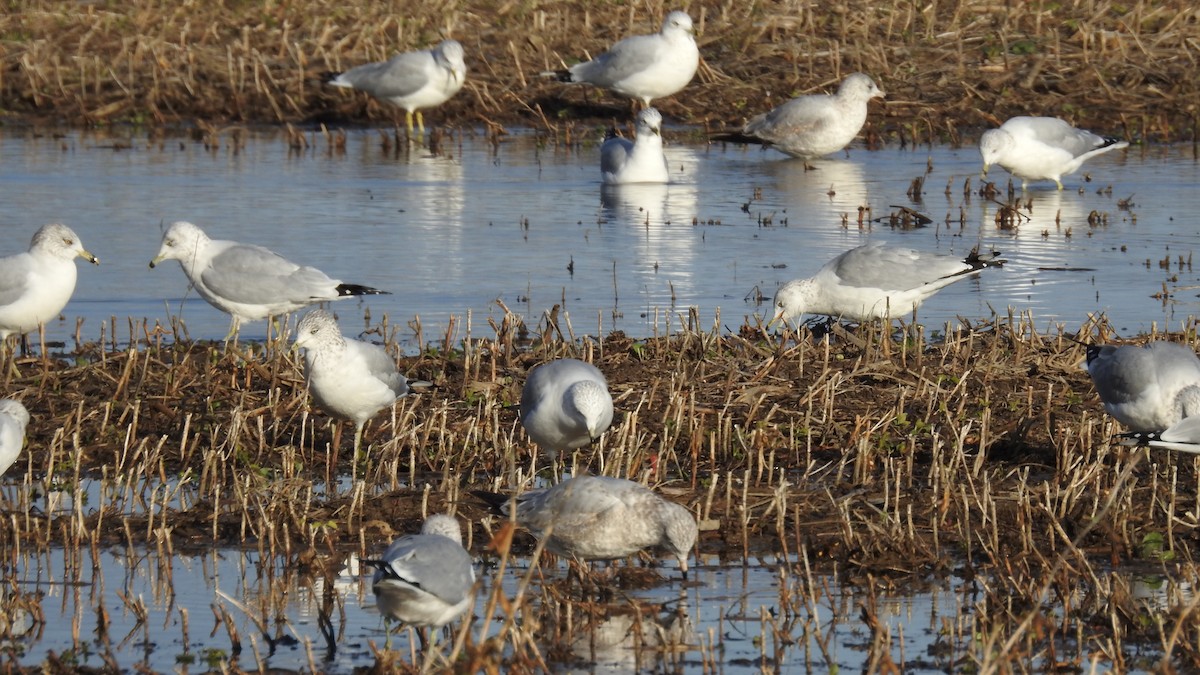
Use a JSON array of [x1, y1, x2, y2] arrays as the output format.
[[404, 111, 415, 139], [415, 111, 426, 138]]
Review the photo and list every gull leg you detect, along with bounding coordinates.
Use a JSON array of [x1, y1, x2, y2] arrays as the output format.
[[404, 111, 415, 142], [222, 317, 242, 348], [415, 111, 426, 139], [1054, 178, 1064, 190]]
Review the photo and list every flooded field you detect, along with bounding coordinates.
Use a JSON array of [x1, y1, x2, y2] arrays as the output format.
[[1, 128, 1200, 673]]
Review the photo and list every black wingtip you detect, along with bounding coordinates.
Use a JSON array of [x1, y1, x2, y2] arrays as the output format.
[[1100, 135, 1126, 149], [709, 131, 768, 147], [336, 284, 390, 297], [965, 247, 1007, 270], [470, 490, 512, 514], [320, 70, 344, 84], [555, 69, 574, 83]]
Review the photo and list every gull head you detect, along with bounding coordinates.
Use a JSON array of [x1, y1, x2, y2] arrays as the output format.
[[0, 399, 30, 433], [663, 10, 695, 36], [294, 309, 345, 353], [149, 220, 208, 269], [438, 40, 467, 85], [420, 514, 464, 544], [978, 128, 1012, 177], [660, 501, 698, 575], [566, 380, 614, 443], [636, 107, 663, 136], [32, 223, 99, 265], [840, 73, 885, 102], [770, 278, 817, 327]]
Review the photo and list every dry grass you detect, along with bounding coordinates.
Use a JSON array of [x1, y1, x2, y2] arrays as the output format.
[[1, 0, 1197, 142], [1, 307, 1200, 669]]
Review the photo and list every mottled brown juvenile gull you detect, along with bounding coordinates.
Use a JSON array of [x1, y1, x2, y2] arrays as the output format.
[[0, 223, 99, 342], [727, 73, 884, 159], [149, 221, 387, 339], [293, 309, 411, 457], [548, 11, 698, 106], [326, 40, 466, 136], [601, 107, 669, 184], [364, 514, 475, 646], [476, 475, 697, 576], [1084, 341, 1200, 454], [980, 116, 1128, 190], [0, 399, 29, 477], [770, 242, 1004, 326]]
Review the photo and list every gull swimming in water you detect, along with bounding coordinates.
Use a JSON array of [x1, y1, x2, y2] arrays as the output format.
[[548, 11, 699, 106], [770, 242, 1004, 326], [519, 358, 614, 466], [293, 309, 412, 457], [364, 514, 475, 647], [720, 73, 885, 159], [601, 107, 669, 184], [0, 399, 30, 477], [0, 223, 99, 344], [979, 116, 1128, 190], [149, 221, 387, 340], [475, 475, 697, 576], [326, 39, 466, 137], [1083, 341, 1200, 453]]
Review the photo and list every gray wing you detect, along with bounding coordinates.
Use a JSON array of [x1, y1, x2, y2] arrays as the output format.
[[572, 34, 661, 86], [0, 252, 33, 306], [745, 96, 835, 141], [1018, 118, 1110, 157], [345, 339, 409, 397], [600, 136, 633, 175], [375, 534, 473, 604], [829, 245, 965, 291], [201, 244, 335, 305], [516, 478, 625, 532], [335, 52, 434, 99]]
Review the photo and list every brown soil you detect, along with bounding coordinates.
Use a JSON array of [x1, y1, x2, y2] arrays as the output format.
[[2, 1, 1197, 143]]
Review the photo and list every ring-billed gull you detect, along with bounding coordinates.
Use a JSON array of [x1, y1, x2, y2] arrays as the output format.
[[149, 221, 388, 340], [601, 107, 669, 184], [1083, 341, 1200, 433], [294, 309, 411, 457], [980, 116, 1128, 190], [548, 11, 698, 106], [476, 475, 697, 576], [364, 514, 475, 647], [0, 223, 99, 343], [326, 39, 466, 137], [719, 73, 885, 159], [770, 242, 1005, 326], [520, 358, 614, 464], [0, 400, 29, 477]]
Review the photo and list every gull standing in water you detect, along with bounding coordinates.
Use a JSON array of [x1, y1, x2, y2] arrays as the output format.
[[980, 116, 1128, 190], [720, 73, 885, 159], [548, 11, 699, 106], [293, 309, 412, 458], [770, 242, 1004, 326], [0, 223, 99, 346], [519, 358, 614, 473], [364, 514, 475, 648], [0, 399, 29, 477], [475, 475, 697, 576], [1084, 341, 1200, 452], [601, 107, 669, 184], [326, 39, 466, 137], [149, 221, 387, 341]]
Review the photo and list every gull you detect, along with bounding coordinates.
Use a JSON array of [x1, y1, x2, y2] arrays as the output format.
[[0, 223, 99, 344], [1083, 341, 1200, 432], [980, 116, 1128, 190], [520, 358, 614, 466], [601, 107, 669, 184], [548, 11, 699, 106], [475, 475, 697, 576], [149, 221, 388, 340], [364, 514, 475, 648], [0, 399, 30, 477], [719, 73, 885, 159], [770, 242, 1005, 326], [293, 309, 411, 457], [326, 39, 466, 137]]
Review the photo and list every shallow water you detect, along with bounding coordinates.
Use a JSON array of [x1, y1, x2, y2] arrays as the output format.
[[1, 129, 1197, 347]]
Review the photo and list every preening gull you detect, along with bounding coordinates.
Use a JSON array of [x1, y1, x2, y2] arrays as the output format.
[[770, 242, 1004, 325], [326, 39, 466, 136], [548, 11, 698, 106], [1084, 341, 1200, 453], [519, 358, 614, 463], [980, 116, 1128, 190], [601, 107, 669, 184]]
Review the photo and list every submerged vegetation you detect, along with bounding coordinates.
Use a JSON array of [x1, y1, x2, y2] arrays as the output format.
[[1, 0, 1198, 142]]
